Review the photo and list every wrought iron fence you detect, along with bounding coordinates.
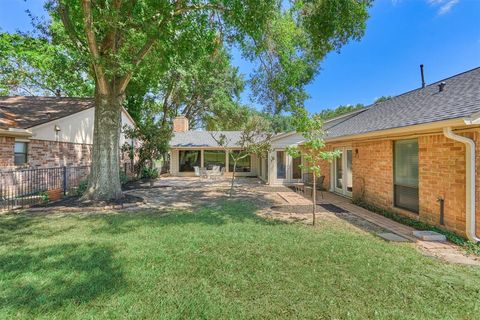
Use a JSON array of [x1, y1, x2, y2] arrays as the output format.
[[0, 165, 91, 211]]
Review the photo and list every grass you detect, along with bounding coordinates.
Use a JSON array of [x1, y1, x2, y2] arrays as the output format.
[[1, 201, 480, 319], [353, 198, 480, 256]]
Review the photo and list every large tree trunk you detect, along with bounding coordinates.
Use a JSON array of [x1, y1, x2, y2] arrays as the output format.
[[83, 89, 124, 200]]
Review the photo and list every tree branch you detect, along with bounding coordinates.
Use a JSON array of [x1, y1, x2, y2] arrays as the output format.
[[174, 3, 226, 15], [58, 3, 87, 53], [116, 36, 156, 93], [81, 0, 109, 94]]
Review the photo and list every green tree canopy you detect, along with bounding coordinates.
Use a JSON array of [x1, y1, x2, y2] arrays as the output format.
[[44, 0, 371, 200], [0, 32, 93, 96]]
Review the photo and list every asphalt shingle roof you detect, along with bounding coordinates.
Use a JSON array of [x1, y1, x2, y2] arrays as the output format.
[[0, 96, 94, 130], [325, 67, 480, 139], [170, 131, 243, 148]]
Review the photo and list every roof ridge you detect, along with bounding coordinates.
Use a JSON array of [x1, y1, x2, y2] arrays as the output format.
[[370, 66, 480, 106]]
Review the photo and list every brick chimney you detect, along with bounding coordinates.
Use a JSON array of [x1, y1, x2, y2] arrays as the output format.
[[173, 116, 189, 132]]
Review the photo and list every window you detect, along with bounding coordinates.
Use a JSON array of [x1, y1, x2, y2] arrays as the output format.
[[179, 150, 201, 172], [292, 156, 302, 179], [276, 151, 286, 179], [394, 139, 419, 213], [229, 151, 251, 172], [14, 142, 28, 165], [204, 150, 225, 170]]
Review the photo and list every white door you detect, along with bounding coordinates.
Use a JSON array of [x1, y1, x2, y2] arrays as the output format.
[[334, 148, 353, 197]]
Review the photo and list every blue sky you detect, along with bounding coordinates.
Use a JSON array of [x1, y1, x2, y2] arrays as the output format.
[[1, 0, 479, 112]]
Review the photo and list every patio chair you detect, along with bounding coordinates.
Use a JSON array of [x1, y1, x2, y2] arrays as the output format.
[[303, 173, 325, 199], [200, 167, 208, 179], [194, 166, 201, 177], [210, 166, 221, 179]]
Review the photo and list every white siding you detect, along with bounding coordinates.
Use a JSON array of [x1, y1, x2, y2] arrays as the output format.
[[30, 108, 135, 145]]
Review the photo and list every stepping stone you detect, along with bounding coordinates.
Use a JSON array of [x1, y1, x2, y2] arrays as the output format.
[[377, 232, 410, 242], [412, 230, 447, 242]]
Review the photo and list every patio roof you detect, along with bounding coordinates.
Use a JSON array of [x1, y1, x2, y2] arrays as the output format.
[[170, 131, 243, 148]]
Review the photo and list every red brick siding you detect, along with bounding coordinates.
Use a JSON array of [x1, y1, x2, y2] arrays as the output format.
[[418, 134, 468, 236], [27, 139, 92, 168], [317, 130, 480, 238], [351, 140, 394, 209], [0, 137, 15, 167]]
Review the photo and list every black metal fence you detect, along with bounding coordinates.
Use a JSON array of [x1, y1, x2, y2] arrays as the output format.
[[0, 165, 91, 211]]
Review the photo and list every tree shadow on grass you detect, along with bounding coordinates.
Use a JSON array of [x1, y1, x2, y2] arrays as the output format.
[[0, 242, 124, 314], [0, 214, 77, 246], [85, 199, 286, 235]]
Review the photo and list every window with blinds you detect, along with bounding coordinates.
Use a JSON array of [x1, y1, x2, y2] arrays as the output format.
[[394, 139, 419, 213]]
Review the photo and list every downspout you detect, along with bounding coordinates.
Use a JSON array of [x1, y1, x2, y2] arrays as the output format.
[[443, 127, 480, 242]]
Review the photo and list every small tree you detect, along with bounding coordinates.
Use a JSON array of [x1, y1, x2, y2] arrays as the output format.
[[287, 109, 340, 226], [122, 101, 172, 175], [212, 115, 272, 197]]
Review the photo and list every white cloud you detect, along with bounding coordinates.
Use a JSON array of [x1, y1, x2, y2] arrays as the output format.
[[393, 0, 460, 15], [427, 0, 460, 15]]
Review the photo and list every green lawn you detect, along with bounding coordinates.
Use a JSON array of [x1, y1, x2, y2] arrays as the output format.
[[1, 201, 480, 319]]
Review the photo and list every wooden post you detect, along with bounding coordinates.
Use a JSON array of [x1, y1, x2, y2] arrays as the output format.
[[312, 171, 316, 226]]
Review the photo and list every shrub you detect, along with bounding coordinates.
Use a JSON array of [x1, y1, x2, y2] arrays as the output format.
[[141, 167, 159, 180], [76, 179, 89, 196]]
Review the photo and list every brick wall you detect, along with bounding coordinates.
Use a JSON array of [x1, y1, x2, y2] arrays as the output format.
[[418, 134, 468, 235], [173, 116, 189, 132], [0, 137, 15, 167], [351, 140, 394, 209], [28, 139, 92, 167], [317, 130, 480, 238]]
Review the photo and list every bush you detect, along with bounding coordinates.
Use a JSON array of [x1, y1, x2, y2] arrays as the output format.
[[76, 179, 89, 196], [141, 167, 159, 180]]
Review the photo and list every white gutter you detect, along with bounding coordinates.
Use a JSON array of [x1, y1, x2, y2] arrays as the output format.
[[443, 127, 480, 242]]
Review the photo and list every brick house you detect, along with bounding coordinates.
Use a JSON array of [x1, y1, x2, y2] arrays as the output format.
[[169, 67, 480, 241], [0, 96, 136, 170]]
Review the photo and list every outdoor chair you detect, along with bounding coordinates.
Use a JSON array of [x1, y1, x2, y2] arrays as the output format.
[[210, 166, 221, 179], [303, 173, 325, 199], [194, 166, 201, 177]]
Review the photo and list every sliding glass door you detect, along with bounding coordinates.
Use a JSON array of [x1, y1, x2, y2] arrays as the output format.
[[334, 148, 353, 197]]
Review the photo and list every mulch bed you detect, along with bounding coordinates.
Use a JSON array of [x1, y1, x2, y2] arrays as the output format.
[[27, 194, 145, 212]]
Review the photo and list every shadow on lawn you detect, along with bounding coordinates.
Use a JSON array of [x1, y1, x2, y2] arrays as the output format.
[[87, 199, 285, 235], [0, 215, 76, 246], [0, 242, 123, 313]]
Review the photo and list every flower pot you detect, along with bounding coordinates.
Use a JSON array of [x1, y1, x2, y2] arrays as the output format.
[[47, 188, 62, 201]]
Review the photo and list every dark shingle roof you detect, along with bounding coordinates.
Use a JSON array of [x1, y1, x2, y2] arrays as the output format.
[[0, 96, 94, 130], [325, 67, 480, 139], [170, 131, 243, 148]]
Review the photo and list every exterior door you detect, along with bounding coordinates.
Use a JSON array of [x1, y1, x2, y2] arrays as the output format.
[[334, 148, 353, 197], [276, 150, 287, 183]]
